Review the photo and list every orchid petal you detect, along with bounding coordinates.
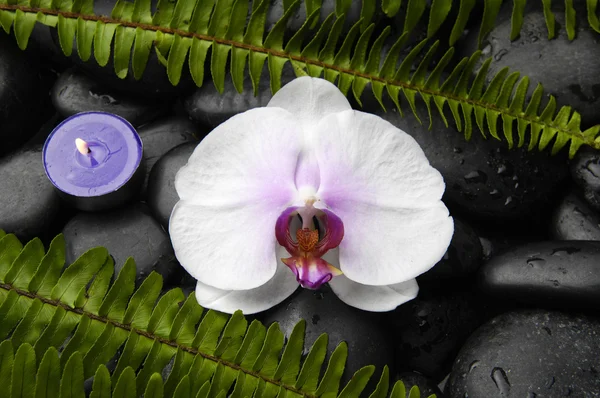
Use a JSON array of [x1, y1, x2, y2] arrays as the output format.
[[267, 77, 352, 132], [328, 274, 419, 312], [174, 107, 301, 206], [323, 249, 418, 311], [194, 245, 299, 314], [170, 107, 304, 290], [314, 110, 453, 285], [315, 110, 446, 208]]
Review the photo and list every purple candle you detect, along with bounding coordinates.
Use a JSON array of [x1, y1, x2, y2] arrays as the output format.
[[43, 111, 144, 211]]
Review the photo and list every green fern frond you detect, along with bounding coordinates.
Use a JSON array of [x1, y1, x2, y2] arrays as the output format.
[[1, 0, 599, 157], [382, 0, 599, 45], [0, 231, 435, 398]]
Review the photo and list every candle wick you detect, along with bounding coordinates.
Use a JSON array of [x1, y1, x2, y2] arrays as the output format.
[[75, 138, 91, 155]]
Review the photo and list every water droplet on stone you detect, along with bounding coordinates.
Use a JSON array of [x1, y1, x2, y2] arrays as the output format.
[[504, 196, 513, 205], [494, 49, 508, 61], [527, 257, 546, 267], [461, 190, 478, 200], [464, 170, 488, 184], [469, 360, 480, 372], [551, 247, 581, 256], [489, 189, 502, 199], [417, 307, 431, 317], [481, 43, 492, 55], [542, 326, 552, 335], [546, 376, 556, 389], [89, 89, 119, 105], [491, 367, 511, 395], [497, 165, 507, 175]]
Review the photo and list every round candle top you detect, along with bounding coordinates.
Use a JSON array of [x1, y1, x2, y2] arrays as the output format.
[[43, 112, 143, 197]]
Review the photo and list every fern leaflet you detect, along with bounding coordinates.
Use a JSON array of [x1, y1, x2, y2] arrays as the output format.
[[0, 231, 436, 397]]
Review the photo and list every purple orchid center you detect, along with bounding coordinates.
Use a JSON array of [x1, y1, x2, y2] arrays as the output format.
[[275, 204, 344, 289]]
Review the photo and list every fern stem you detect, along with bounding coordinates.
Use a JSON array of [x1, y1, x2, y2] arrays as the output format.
[[2, 4, 597, 149], [0, 282, 315, 397]]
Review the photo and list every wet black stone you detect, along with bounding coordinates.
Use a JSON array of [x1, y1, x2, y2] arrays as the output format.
[[23, 113, 62, 149], [551, 192, 600, 241], [418, 217, 483, 281], [185, 64, 296, 127], [51, 67, 167, 126], [571, 147, 600, 212], [362, 95, 569, 223], [0, 147, 61, 241], [456, 1, 600, 127], [25, 24, 71, 70], [477, 240, 600, 310], [396, 372, 446, 398], [0, 34, 51, 156], [447, 310, 600, 397], [62, 203, 179, 285], [389, 292, 483, 383], [147, 142, 197, 228], [257, 286, 395, 387], [138, 117, 201, 197]]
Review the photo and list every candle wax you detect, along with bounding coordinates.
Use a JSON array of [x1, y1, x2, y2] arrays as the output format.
[[43, 112, 143, 198]]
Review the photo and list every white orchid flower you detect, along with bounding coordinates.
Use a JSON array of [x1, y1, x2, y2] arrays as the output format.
[[169, 77, 454, 314]]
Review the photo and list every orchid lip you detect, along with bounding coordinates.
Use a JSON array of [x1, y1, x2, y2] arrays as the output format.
[[275, 205, 345, 289]]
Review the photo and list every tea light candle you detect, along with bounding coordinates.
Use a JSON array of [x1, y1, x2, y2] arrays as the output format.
[[43, 111, 144, 211]]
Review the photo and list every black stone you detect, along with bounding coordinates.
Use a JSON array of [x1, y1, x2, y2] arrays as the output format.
[[185, 64, 296, 127], [477, 240, 600, 310], [138, 117, 201, 196], [24, 24, 71, 71], [551, 192, 600, 241], [0, 34, 51, 156], [257, 286, 395, 388], [447, 310, 600, 397], [51, 67, 167, 126], [389, 292, 483, 382], [62, 203, 179, 285], [362, 95, 569, 223], [24, 114, 62, 148], [0, 147, 61, 241], [456, 1, 600, 128], [418, 217, 483, 281], [147, 142, 197, 228], [571, 147, 600, 212], [396, 372, 446, 398]]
